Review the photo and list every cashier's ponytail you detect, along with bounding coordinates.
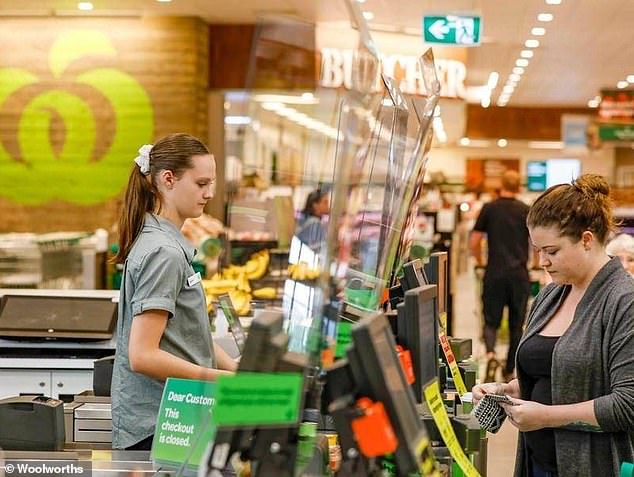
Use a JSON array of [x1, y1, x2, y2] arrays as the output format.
[[114, 133, 210, 263]]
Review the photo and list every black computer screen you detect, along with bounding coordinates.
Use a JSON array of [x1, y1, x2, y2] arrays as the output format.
[[423, 252, 447, 315], [0, 295, 117, 340], [402, 285, 438, 404], [350, 312, 429, 474]]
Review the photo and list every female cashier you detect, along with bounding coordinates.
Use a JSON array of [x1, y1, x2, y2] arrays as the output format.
[[111, 133, 237, 450]]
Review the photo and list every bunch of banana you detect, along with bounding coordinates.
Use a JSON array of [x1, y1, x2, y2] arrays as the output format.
[[202, 277, 239, 296], [244, 250, 269, 280], [252, 287, 277, 300], [288, 262, 320, 281], [229, 289, 251, 316]]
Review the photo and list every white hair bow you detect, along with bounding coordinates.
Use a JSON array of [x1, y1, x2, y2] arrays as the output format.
[[134, 144, 153, 175]]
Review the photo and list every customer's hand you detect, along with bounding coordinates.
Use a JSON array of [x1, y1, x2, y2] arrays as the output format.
[[500, 398, 548, 432], [472, 382, 505, 403]]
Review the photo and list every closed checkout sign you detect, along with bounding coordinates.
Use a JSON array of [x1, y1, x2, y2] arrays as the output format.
[[152, 378, 216, 471]]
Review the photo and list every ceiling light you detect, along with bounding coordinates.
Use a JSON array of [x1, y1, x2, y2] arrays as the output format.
[[362, 11, 374, 20], [77, 2, 93, 10], [538, 13, 554, 21], [224, 116, 251, 125], [497, 102, 508, 107], [497, 139, 508, 147], [513, 67, 525, 75], [528, 141, 563, 149], [487, 71, 499, 90], [156, 0, 172, 2], [481, 96, 491, 108], [525, 39, 540, 48], [459, 137, 471, 146], [503, 85, 515, 94], [253, 94, 318, 104], [516, 58, 529, 67], [587, 99, 600, 108], [510, 74, 522, 82], [520, 50, 534, 58], [627, 75, 634, 83], [261, 102, 284, 111], [356, 0, 367, 3], [301, 92, 314, 100], [618, 80, 629, 89], [546, 0, 562, 4], [531, 27, 546, 36]]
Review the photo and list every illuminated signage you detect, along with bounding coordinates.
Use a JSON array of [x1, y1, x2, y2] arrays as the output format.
[[320, 48, 466, 98]]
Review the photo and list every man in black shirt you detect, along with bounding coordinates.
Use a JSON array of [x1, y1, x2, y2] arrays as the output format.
[[470, 170, 531, 381]]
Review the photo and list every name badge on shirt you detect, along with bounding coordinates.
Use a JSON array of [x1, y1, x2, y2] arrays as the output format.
[[187, 272, 202, 287]]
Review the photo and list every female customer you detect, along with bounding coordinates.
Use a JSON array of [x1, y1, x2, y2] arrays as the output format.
[[111, 133, 237, 450], [473, 174, 634, 477]]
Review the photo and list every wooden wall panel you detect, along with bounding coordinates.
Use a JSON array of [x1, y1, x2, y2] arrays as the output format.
[[208, 22, 316, 90], [0, 17, 209, 232], [466, 105, 592, 140]]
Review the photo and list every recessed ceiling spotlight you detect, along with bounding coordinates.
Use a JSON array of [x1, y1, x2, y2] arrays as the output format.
[[545, 0, 562, 4], [510, 73, 522, 82], [77, 1, 93, 10], [460, 137, 471, 146], [587, 99, 600, 108], [520, 50, 534, 59], [356, 0, 367, 3], [617, 80, 629, 89], [538, 13, 554, 22], [497, 139, 508, 147], [516, 58, 529, 67], [503, 85, 515, 94], [156, 0, 172, 2], [531, 27, 546, 36], [362, 11, 374, 20], [513, 67, 525, 75], [481, 96, 491, 108], [525, 39, 540, 48], [627, 75, 634, 83]]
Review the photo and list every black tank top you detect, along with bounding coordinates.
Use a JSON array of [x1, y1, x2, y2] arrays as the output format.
[[517, 333, 560, 472]]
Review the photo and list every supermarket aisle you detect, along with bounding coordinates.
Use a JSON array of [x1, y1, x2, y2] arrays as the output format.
[[453, 268, 518, 477]]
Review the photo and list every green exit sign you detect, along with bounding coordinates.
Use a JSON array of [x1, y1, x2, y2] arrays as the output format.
[[423, 15, 481, 46]]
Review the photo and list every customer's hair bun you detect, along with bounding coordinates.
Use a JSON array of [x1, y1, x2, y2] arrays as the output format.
[[572, 174, 610, 197]]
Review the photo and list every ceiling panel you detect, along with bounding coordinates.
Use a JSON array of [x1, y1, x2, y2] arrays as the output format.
[[0, 0, 632, 107]]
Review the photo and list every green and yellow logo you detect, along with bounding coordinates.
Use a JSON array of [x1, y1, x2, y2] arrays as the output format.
[[0, 30, 154, 205]]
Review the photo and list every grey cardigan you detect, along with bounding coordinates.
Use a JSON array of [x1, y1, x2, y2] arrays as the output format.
[[514, 257, 634, 477]]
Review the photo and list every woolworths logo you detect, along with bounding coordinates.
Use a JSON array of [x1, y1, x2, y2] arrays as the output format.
[[0, 30, 154, 205]]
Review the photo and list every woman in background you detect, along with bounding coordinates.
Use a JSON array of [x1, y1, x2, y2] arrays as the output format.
[[606, 233, 634, 276], [295, 189, 329, 251], [111, 133, 236, 451]]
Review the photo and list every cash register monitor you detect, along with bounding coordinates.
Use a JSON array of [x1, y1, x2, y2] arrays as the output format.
[[423, 252, 447, 314], [398, 285, 439, 404], [0, 294, 117, 340], [350, 312, 429, 474], [217, 294, 247, 355]]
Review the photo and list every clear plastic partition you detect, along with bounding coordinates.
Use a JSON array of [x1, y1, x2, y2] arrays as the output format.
[[221, 0, 440, 367]]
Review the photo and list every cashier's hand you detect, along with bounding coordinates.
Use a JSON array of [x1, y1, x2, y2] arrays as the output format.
[[500, 398, 548, 432]]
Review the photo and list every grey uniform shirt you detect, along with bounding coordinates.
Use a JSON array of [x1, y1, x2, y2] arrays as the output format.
[[111, 213, 215, 449]]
